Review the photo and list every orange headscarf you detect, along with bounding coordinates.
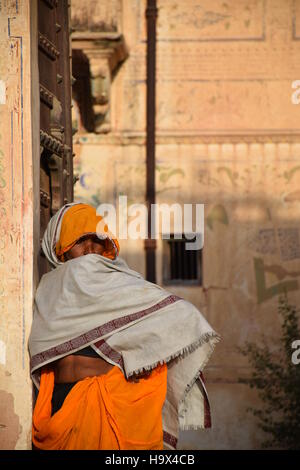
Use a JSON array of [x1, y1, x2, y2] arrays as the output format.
[[55, 204, 120, 262]]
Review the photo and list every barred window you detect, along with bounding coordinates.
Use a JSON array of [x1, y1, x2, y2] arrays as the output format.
[[163, 234, 202, 285]]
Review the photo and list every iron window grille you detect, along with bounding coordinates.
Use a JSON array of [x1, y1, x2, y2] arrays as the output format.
[[163, 234, 202, 285]]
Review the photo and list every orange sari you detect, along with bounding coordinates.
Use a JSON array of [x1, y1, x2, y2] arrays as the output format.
[[32, 364, 167, 450]]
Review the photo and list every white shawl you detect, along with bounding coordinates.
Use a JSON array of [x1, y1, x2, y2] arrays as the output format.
[[29, 204, 220, 449]]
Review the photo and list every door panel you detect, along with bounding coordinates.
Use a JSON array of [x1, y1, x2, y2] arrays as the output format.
[[38, 0, 73, 277]]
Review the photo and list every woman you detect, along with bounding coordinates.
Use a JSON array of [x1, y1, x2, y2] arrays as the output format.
[[29, 202, 220, 450]]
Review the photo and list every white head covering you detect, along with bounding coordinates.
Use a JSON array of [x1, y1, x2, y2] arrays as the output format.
[[41, 202, 82, 269], [42, 202, 119, 269]]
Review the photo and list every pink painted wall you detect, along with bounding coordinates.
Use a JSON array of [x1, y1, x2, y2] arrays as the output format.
[[0, 0, 40, 449]]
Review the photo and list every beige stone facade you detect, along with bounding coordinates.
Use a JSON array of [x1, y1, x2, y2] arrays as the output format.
[[72, 0, 300, 449], [0, 0, 300, 450]]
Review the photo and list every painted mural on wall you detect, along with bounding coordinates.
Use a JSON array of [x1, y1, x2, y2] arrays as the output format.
[[72, 0, 300, 450]]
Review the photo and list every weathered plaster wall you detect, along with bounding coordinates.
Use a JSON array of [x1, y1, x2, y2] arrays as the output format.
[[0, 0, 39, 449], [73, 0, 300, 449]]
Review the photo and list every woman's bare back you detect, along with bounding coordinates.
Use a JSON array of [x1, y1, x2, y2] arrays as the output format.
[[53, 354, 114, 383]]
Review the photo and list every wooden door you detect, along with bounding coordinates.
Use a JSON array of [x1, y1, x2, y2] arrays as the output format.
[[38, 0, 73, 276]]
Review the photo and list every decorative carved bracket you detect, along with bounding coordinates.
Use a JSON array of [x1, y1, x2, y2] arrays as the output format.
[[38, 32, 60, 61], [72, 32, 128, 133], [40, 84, 54, 109], [40, 130, 64, 156]]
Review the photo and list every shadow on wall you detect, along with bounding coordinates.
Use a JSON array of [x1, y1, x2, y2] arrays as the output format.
[[71, 178, 300, 449]]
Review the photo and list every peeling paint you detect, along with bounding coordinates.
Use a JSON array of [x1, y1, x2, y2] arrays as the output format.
[[0, 390, 21, 449], [0, 81, 5, 104], [0, 340, 6, 365]]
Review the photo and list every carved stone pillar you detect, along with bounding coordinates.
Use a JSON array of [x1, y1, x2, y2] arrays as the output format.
[[85, 47, 112, 133], [72, 32, 128, 133]]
